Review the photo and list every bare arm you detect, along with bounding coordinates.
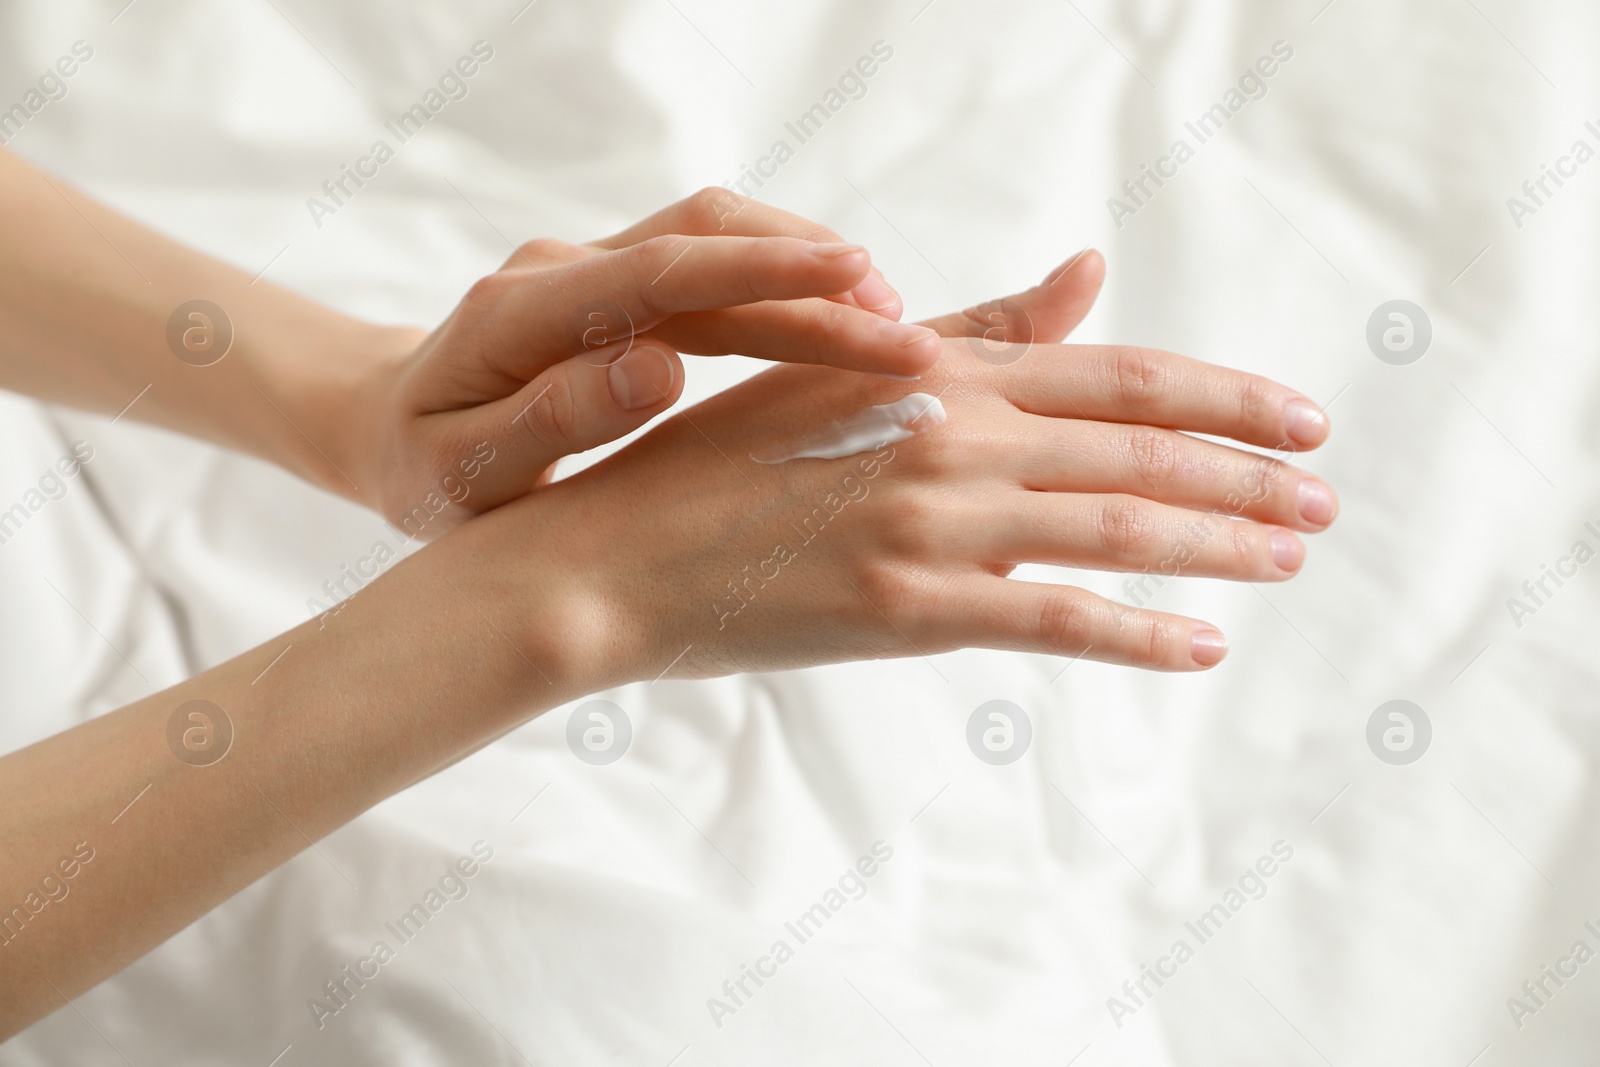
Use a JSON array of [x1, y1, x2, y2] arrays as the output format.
[[0, 151, 1336, 1036], [0, 517, 581, 1034], [0, 152, 936, 524], [0, 147, 419, 501], [0, 320, 1336, 1036]]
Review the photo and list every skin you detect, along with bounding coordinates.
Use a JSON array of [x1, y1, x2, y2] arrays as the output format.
[[0, 153, 939, 533], [0, 151, 1337, 1035]]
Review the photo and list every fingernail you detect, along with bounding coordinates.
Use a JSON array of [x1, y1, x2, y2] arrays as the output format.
[[1296, 479, 1338, 526], [608, 345, 675, 411], [880, 320, 939, 350], [1270, 530, 1305, 572], [852, 268, 902, 315], [1190, 629, 1229, 667], [809, 241, 866, 259], [1284, 398, 1329, 447]]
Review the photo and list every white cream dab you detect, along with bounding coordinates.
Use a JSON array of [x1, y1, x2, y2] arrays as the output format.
[[752, 392, 947, 464]]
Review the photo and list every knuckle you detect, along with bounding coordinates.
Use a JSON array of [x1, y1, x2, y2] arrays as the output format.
[[854, 560, 920, 625], [1143, 616, 1183, 666], [961, 300, 1001, 337], [461, 270, 514, 314], [815, 299, 853, 339], [686, 186, 745, 230], [960, 297, 1029, 344], [630, 233, 681, 266], [1037, 591, 1095, 653], [1231, 522, 1266, 572], [734, 251, 768, 304], [883, 494, 941, 559], [1126, 428, 1182, 486], [1237, 376, 1276, 433], [804, 301, 856, 362], [1253, 459, 1289, 511], [1109, 346, 1170, 407], [1222, 456, 1274, 516], [514, 237, 579, 264], [624, 235, 686, 313], [1097, 496, 1156, 561], [1200, 514, 1252, 574], [521, 376, 581, 445]]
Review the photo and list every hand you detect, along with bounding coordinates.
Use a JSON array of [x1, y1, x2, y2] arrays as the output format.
[[447, 262, 1336, 682], [344, 190, 943, 535], [0, 154, 947, 531]]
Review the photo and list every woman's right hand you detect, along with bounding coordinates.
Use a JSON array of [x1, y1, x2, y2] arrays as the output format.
[[343, 190, 942, 537], [445, 334, 1338, 688]]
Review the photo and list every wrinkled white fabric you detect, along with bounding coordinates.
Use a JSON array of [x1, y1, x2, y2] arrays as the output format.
[[2, 1, 1597, 1064]]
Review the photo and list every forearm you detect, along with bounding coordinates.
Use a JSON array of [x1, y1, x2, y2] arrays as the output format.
[[0, 523, 595, 1036], [0, 147, 420, 504]]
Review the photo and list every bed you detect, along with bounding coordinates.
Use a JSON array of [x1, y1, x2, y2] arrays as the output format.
[[3, 1, 1596, 1063]]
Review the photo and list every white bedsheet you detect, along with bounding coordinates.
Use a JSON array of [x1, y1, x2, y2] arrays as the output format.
[[4, 1, 1599, 1063]]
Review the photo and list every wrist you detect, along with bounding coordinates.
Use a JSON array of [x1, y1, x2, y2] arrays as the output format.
[[438, 493, 650, 702], [292, 319, 426, 511]]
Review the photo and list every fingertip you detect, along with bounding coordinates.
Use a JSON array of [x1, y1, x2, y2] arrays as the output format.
[[655, 345, 686, 406], [1044, 247, 1104, 288], [807, 241, 868, 261], [874, 320, 940, 376], [1079, 248, 1106, 287], [1189, 627, 1229, 668], [1270, 529, 1305, 574], [849, 268, 903, 319], [807, 242, 873, 286], [607, 340, 682, 412], [1284, 397, 1331, 448], [1295, 477, 1339, 528]]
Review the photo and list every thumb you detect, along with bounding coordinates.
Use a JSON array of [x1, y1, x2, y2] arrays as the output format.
[[918, 248, 1105, 344], [465, 338, 684, 508]]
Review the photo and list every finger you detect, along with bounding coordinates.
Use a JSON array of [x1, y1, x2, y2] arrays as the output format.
[[649, 297, 940, 377], [476, 235, 877, 385], [589, 188, 903, 318], [833, 267, 904, 319], [917, 248, 1105, 343], [547, 234, 924, 371], [455, 339, 684, 510], [935, 574, 1227, 671], [496, 238, 915, 335], [1010, 416, 1339, 531], [995, 343, 1332, 451], [993, 492, 1305, 581], [592, 188, 843, 246], [498, 236, 590, 272]]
